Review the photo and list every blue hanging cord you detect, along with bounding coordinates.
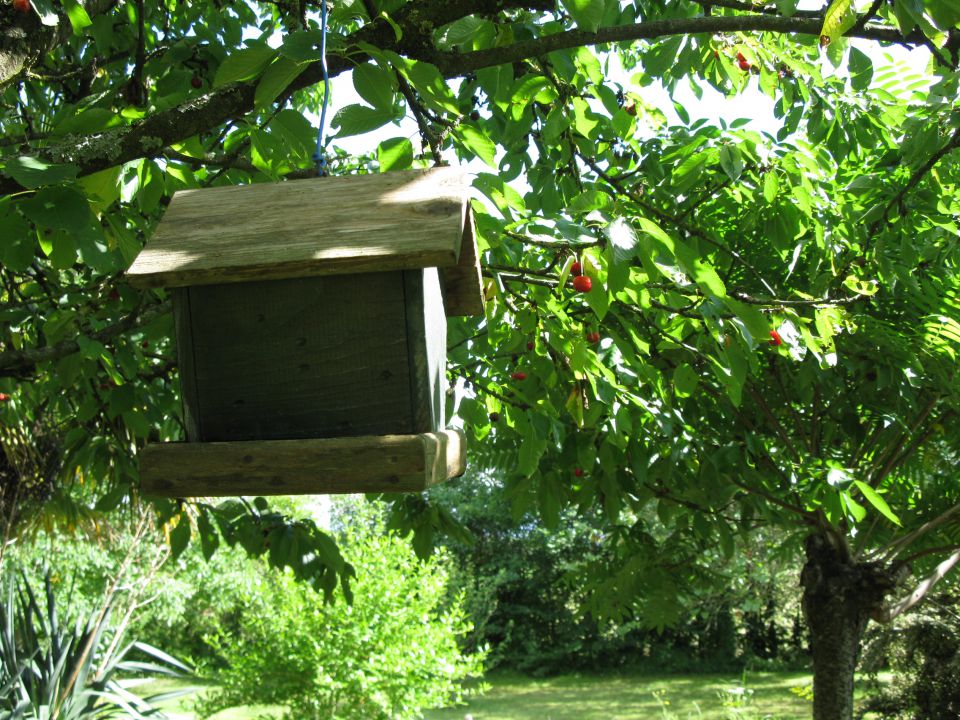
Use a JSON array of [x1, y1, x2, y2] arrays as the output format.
[[312, 0, 330, 176]]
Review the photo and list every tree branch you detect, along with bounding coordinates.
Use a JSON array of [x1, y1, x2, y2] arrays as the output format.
[[0, 5, 917, 196], [880, 502, 960, 562], [0, 301, 171, 377], [874, 549, 960, 623], [0, 0, 116, 87], [432, 15, 910, 77]]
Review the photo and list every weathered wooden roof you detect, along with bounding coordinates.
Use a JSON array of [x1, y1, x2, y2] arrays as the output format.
[[125, 167, 483, 315]]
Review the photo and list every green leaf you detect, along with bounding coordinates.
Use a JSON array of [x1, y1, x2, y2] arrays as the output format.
[[333, 103, 399, 137], [673, 363, 698, 397], [853, 480, 902, 526], [561, 0, 606, 32], [763, 171, 780, 203], [691, 260, 727, 298], [61, 0, 92, 34], [569, 189, 610, 214], [352, 62, 396, 111], [279, 30, 323, 62], [270, 109, 315, 160], [820, 0, 857, 46], [0, 201, 35, 271], [841, 491, 867, 522], [77, 167, 121, 213], [571, 97, 600, 137], [848, 46, 874, 92], [214, 44, 277, 87], [52, 108, 119, 136], [458, 125, 497, 168], [20, 186, 90, 231], [169, 518, 191, 560], [3, 156, 79, 188], [518, 432, 548, 476], [254, 57, 305, 108], [402, 59, 460, 115], [377, 137, 413, 171], [719, 144, 744, 181], [77, 335, 107, 360]]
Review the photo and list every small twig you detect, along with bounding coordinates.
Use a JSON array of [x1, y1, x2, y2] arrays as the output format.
[[502, 229, 601, 250]]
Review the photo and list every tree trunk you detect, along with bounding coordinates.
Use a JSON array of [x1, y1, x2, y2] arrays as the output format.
[[801, 534, 895, 720]]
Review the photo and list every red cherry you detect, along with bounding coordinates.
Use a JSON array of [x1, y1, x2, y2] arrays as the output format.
[[570, 261, 583, 277], [574, 467, 584, 478], [108, 289, 120, 301], [572, 275, 592, 293], [141, 340, 150, 349], [769, 330, 783, 346], [737, 52, 751, 71], [586, 331, 601, 344], [0, 393, 10, 402], [12, 0, 29, 13], [191, 76, 203, 89], [526, 341, 535, 351], [510, 371, 527, 381], [624, 103, 637, 117]]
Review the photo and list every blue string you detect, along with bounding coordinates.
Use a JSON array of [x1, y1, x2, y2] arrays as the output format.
[[312, 0, 330, 176]]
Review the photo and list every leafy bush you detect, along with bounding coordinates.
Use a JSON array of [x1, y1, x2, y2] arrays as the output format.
[[197, 502, 485, 720], [859, 587, 960, 719], [0, 570, 190, 719], [426, 476, 807, 675]]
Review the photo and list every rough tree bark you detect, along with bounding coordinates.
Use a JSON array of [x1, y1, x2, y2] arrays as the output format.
[[801, 534, 897, 720], [0, 0, 115, 87]]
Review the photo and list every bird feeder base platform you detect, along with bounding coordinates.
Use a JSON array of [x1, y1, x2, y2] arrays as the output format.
[[139, 428, 466, 497]]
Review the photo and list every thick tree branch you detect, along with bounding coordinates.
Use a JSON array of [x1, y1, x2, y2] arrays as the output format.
[[0, 6, 917, 196], [0, 0, 547, 195], [0, 0, 116, 87], [0, 301, 170, 377], [431, 15, 910, 76], [874, 548, 960, 623]]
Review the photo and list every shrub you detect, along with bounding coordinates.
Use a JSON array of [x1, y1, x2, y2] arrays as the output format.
[[197, 503, 485, 720], [859, 587, 960, 719]]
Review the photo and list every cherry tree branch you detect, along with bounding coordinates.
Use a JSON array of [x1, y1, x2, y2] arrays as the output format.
[[0, 301, 171, 377], [880, 502, 960, 562], [874, 549, 960, 623], [0, 4, 919, 196], [432, 15, 910, 77]]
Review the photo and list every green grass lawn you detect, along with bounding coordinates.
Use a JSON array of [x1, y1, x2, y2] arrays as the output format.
[[423, 671, 815, 720], [136, 670, 887, 720]]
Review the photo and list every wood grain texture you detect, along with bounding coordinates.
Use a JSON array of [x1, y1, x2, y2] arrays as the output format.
[[177, 273, 416, 442], [139, 428, 467, 497], [441, 203, 484, 316], [126, 168, 471, 289]]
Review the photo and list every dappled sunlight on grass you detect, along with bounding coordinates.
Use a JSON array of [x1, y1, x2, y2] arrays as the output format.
[[423, 671, 816, 720], [139, 671, 891, 719]]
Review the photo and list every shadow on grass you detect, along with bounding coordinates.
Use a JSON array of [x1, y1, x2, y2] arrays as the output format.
[[140, 670, 894, 720], [423, 671, 815, 720]]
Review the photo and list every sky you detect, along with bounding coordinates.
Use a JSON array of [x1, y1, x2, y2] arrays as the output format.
[[317, 37, 932, 164]]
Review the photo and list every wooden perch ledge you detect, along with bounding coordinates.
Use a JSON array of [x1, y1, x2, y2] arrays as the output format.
[[140, 428, 467, 497]]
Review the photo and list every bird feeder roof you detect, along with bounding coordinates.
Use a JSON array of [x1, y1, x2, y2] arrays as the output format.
[[125, 166, 483, 315]]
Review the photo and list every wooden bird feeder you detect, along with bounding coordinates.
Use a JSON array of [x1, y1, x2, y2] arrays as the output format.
[[126, 167, 482, 497]]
